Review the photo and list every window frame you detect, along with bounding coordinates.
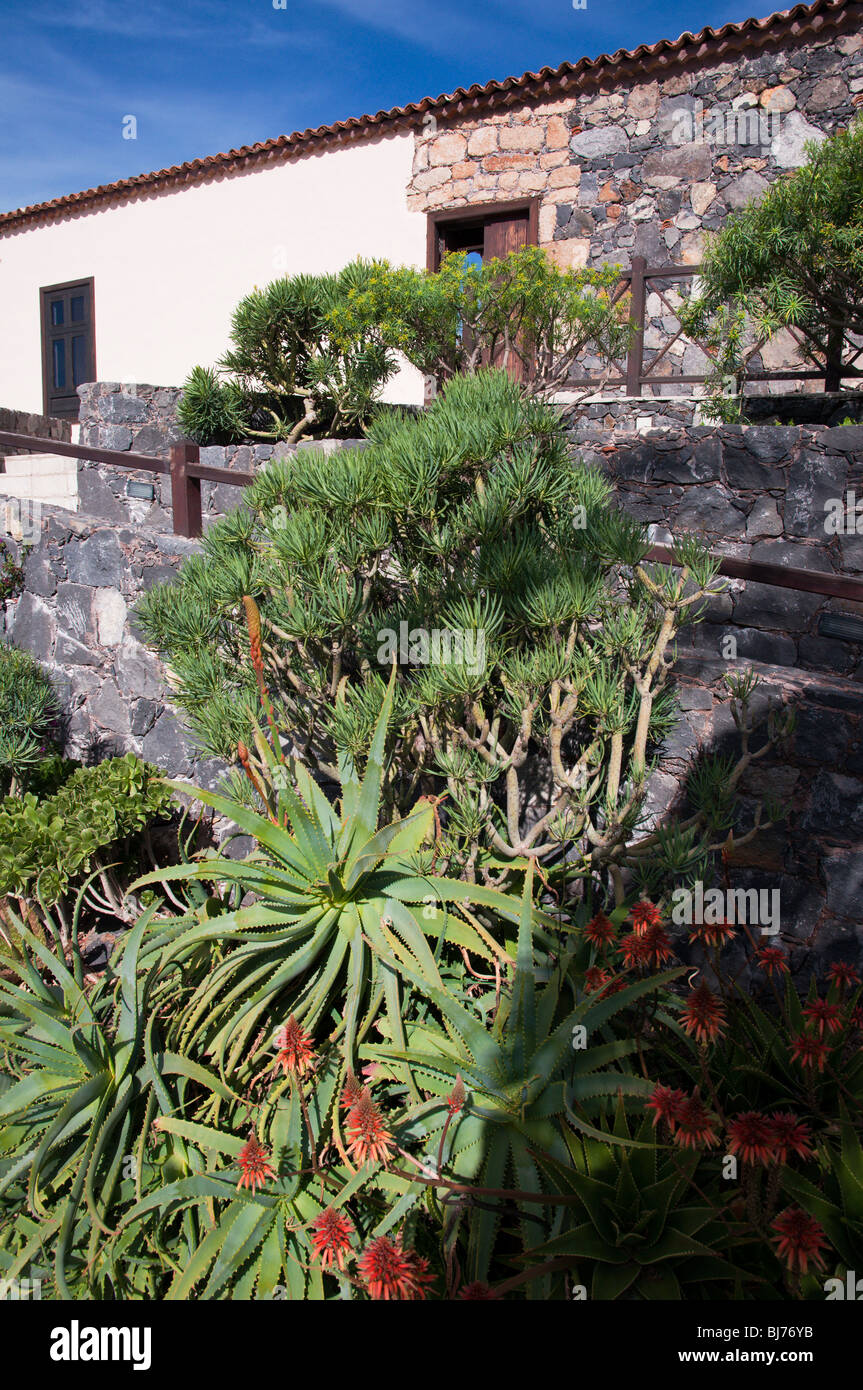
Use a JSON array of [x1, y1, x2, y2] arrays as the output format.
[[39, 276, 96, 419], [426, 198, 539, 272]]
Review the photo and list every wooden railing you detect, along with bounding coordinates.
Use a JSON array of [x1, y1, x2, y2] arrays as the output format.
[[568, 257, 856, 398], [0, 431, 251, 539], [2, 426, 863, 607], [645, 544, 863, 606]]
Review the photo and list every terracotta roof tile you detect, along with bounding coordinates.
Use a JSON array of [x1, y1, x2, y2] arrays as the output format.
[[1, 0, 858, 233]]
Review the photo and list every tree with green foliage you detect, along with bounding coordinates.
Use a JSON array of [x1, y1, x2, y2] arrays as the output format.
[[139, 368, 787, 901], [177, 263, 397, 445], [682, 117, 863, 416], [331, 244, 634, 406]]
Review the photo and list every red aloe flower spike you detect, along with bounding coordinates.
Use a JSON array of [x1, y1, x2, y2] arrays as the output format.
[[802, 999, 844, 1037], [618, 932, 652, 969], [236, 1135, 276, 1194], [346, 1087, 394, 1167], [645, 1084, 686, 1131], [340, 1069, 364, 1112], [680, 981, 726, 1044], [310, 1207, 354, 1271], [672, 1094, 719, 1150], [584, 965, 612, 993], [827, 962, 860, 991], [630, 900, 663, 935], [459, 1281, 497, 1300], [446, 1074, 466, 1115], [584, 912, 617, 949], [771, 1207, 830, 1275], [358, 1235, 434, 1300], [755, 945, 789, 977], [689, 917, 737, 946], [641, 923, 675, 968], [768, 1112, 813, 1163], [789, 1034, 830, 1071], [727, 1111, 776, 1165], [273, 1015, 316, 1077]]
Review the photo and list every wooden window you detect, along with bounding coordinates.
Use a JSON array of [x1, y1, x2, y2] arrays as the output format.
[[426, 198, 539, 273], [40, 278, 95, 419]]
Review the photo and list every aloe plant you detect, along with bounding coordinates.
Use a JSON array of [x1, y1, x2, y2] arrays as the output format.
[[0, 907, 235, 1298], [520, 1103, 747, 1299], [363, 861, 685, 1293], [132, 672, 538, 1093]]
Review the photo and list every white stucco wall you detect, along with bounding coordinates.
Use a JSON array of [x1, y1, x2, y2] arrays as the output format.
[[0, 131, 426, 416]]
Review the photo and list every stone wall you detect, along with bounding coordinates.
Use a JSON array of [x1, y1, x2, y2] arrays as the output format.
[[0, 405, 71, 458], [411, 27, 863, 391], [1, 505, 222, 788], [74, 383, 362, 532], [578, 421, 863, 677], [74, 382, 273, 531], [655, 647, 863, 983]]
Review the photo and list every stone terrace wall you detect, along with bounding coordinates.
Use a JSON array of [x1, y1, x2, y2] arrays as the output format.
[[0, 405, 71, 458], [579, 421, 863, 677], [74, 383, 362, 532], [653, 648, 863, 985], [1, 506, 222, 788], [75, 382, 274, 531], [411, 27, 863, 390]]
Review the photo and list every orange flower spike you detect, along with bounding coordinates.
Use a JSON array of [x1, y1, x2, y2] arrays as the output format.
[[630, 900, 663, 935], [768, 1112, 813, 1163], [310, 1208, 354, 1271], [680, 981, 726, 1045], [358, 1235, 434, 1300], [726, 1111, 776, 1166], [802, 999, 844, 1037], [584, 912, 617, 950], [771, 1207, 830, 1275], [672, 1094, 720, 1150], [346, 1087, 395, 1167], [242, 593, 284, 763], [446, 1074, 466, 1116], [237, 741, 268, 800], [790, 1034, 830, 1071], [236, 1135, 276, 1194], [273, 1015, 317, 1077], [340, 1068, 364, 1112]]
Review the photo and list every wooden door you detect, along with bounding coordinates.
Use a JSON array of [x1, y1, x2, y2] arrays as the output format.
[[483, 212, 530, 379]]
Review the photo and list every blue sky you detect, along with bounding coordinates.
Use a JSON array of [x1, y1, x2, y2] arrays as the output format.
[[2, 0, 763, 213]]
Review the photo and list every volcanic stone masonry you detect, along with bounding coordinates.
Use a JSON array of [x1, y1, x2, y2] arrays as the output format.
[[409, 28, 863, 387]]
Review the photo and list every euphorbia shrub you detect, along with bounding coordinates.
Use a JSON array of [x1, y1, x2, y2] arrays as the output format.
[[139, 368, 786, 900], [177, 263, 396, 445]]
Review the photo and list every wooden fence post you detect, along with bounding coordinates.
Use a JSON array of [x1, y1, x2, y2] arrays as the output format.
[[170, 442, 202, 538], [625, 256, 647, 398]]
